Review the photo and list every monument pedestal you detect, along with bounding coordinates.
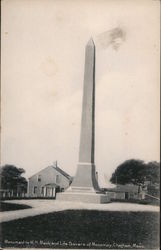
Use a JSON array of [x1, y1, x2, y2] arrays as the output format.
[[70, 163, 100, 191], [56, 192, 110, 204], [57, 163, 111, 204]]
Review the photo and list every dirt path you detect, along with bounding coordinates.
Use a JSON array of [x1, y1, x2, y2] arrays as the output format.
[[0, 199, 159, 223]]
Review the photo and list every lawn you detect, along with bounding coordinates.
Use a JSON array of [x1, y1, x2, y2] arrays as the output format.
[[0, 210, 159, 249], [0, 201, 31, 212]]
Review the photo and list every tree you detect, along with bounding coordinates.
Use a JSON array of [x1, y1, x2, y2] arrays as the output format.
[[144, 161, 160, 184], [0, 164, 27, 193], [110, 159, 160, 186]]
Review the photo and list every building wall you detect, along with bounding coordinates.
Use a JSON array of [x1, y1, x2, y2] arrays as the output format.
[[108, 191, 142, 200], [115, 192, 125, 200], [113, 192, 141, 200], [28, 166, 70, 197]]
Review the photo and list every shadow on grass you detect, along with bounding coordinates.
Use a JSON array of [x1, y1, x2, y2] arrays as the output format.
[[0, 201, 32, 212], [0, 210, 159, 249], [111, 198, 160, 206]]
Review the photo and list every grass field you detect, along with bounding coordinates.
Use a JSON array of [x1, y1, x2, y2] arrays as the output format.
[[0, 201, 31, 212], [0, 210, 159, 249]]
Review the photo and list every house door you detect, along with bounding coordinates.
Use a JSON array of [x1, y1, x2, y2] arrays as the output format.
[[125, 192, 129, 200]]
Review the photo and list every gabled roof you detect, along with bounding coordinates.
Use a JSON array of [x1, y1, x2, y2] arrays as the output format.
[[28, 164, 72, 181], [53, 165, 72, 181]]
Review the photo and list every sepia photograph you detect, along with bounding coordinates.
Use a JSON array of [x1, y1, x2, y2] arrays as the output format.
[[0, 0, 160, 249]]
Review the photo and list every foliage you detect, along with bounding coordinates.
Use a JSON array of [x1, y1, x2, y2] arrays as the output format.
[[110, 159, 160, 186], [0, 165, 27, 192]]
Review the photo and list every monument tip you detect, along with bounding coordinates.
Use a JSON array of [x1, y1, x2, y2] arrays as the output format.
[[87, 37, 95, 47]]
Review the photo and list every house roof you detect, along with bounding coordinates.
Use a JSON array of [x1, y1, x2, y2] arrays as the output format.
[[53, 165, 72, 181], [28, 164, 72, 181]]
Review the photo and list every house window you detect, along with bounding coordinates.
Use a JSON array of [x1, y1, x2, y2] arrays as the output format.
[[34, 186, 37, 194], [56, 175, 61, 184], [38, 175, 41, 182]]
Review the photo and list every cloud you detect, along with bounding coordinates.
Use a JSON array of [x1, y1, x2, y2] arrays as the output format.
[[96, 27, 126, 50]]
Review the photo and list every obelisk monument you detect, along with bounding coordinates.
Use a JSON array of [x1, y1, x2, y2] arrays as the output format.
[[69, 38, 100, 192], [57, 38, 110, 203]]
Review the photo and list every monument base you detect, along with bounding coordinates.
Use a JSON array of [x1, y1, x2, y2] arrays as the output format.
[[56, 191, 111, 204], [56, 162, 111, 204]]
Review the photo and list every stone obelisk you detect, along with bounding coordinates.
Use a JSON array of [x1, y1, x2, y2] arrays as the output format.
[[57, 38, 110, 203], [69, 38, 100, 192]]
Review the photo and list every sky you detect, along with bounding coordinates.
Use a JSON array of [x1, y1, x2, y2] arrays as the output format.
[[1, 0, 160, 187]]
